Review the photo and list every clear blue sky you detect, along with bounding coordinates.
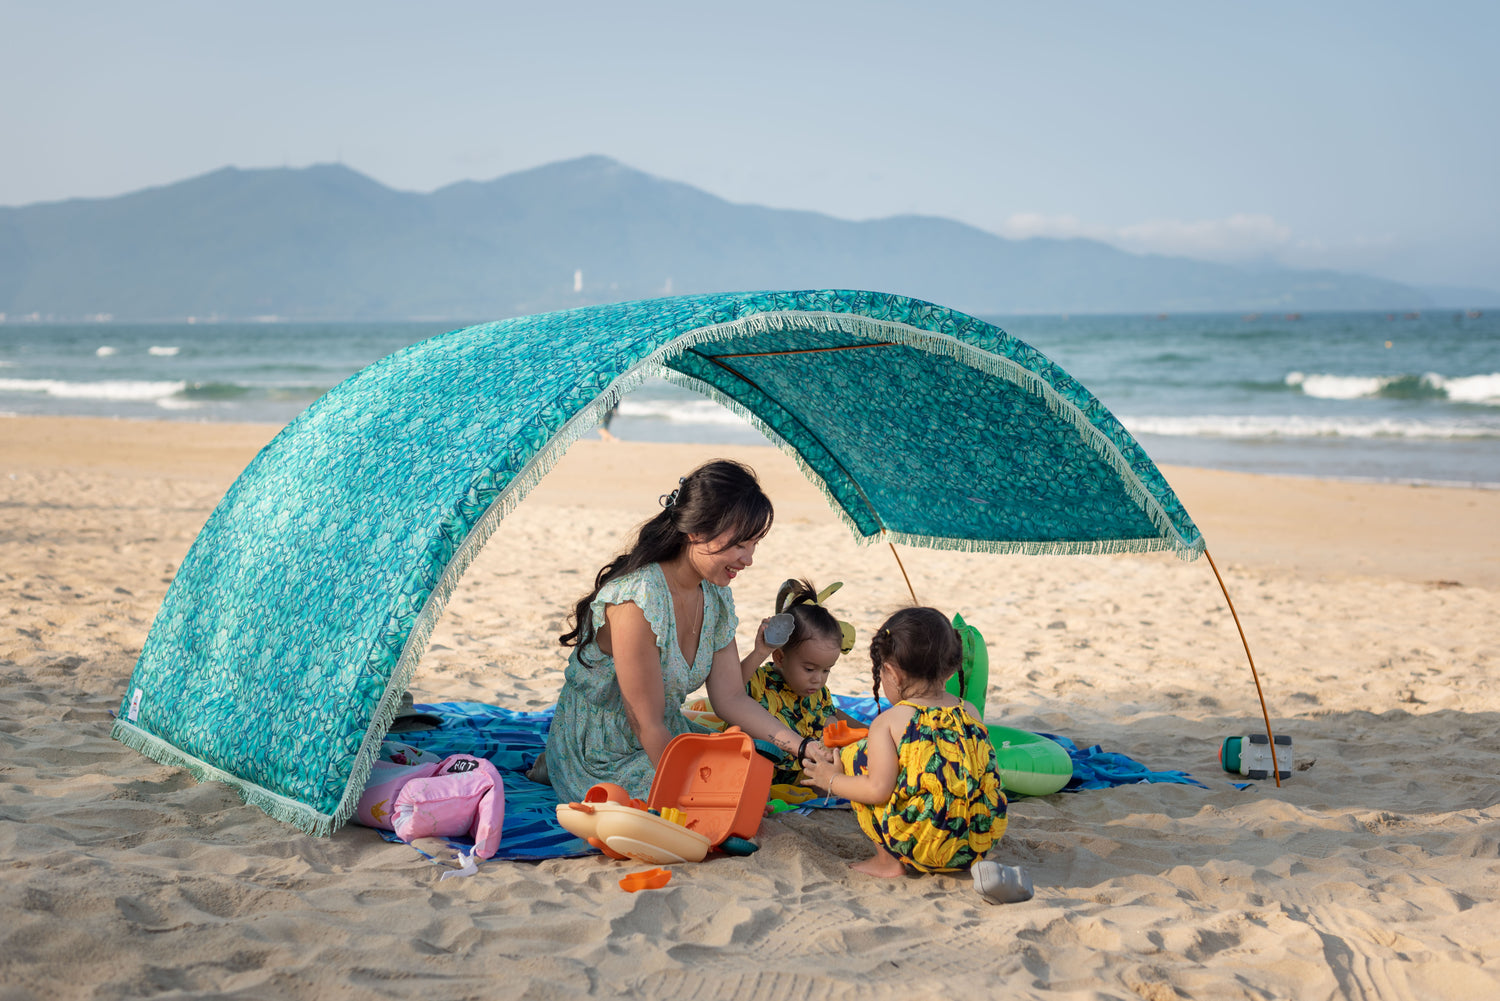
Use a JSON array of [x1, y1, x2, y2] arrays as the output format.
[[4, 1, 1496, 290]]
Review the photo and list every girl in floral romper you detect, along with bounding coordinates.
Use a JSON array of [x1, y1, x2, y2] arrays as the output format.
[[800, 606, 1006, 877]]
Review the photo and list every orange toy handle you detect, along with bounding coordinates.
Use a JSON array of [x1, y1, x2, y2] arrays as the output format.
[[590, 837, 630, 861], [822, 720, 868, 748]]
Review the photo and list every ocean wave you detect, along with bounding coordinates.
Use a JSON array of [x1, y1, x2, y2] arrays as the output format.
[[148, 345, 180, 356], [176, 382, 327, 405], [1445, 373, 1500, 404], [181, 381, 252, 401], [260, 384, 332, 403], [0, 377, 186, 402], [617, 398, 749, 426], [1286, 371, 1500, 405], [1124, 414, 1500, 440], [618, 391, 1500, 440]]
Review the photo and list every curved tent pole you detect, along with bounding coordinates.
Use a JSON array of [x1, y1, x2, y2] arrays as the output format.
[[888, 543, 919, 605], [1204, 548, 1282, 787], [884, 542, 1281, 786]]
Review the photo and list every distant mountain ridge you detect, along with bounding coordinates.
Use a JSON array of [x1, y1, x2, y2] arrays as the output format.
[[0, 155, 1439, 321]]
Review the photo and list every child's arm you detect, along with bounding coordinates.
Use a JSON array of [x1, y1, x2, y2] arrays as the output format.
[[799, 708, 907, 805], [738, 617, 774, 684]]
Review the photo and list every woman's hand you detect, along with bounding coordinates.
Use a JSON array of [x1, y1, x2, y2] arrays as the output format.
[[803, 741, 837, 766]]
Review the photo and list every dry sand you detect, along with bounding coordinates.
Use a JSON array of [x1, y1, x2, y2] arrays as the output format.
[[2, 415, 1498, 1000]]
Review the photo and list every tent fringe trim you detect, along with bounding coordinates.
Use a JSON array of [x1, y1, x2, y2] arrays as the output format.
[[111, 718, 336, 836], [656, 368, 876, 544], [667, 310, 1203, 560], [662, 370, 1175, 557]]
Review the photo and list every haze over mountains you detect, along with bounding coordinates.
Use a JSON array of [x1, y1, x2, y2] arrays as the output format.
[[0, 156, 1464, 322]]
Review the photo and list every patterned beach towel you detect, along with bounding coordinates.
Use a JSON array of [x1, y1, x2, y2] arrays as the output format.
[[372, 698, 1203, 862]]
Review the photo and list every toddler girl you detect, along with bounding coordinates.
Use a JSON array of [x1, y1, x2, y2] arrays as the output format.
[[800, 606, 1006, 877], [740, 578, 858, 783]]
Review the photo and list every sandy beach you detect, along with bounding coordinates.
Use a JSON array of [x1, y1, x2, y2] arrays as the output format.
[[3, 414, 1498, 1000]]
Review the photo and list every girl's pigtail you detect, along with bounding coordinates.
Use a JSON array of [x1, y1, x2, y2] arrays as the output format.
[[868, 626, 889, 706], [775, 578, 802, 615], [774, 578, 843, 657]]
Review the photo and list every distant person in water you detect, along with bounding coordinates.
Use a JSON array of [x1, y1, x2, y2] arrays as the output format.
[[534, 459, 811, 802], [598, 402, 620, 442]]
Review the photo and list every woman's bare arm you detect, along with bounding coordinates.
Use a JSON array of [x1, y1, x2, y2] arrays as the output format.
[[606, 601, 672, 767], [706, 639, 804, 755]]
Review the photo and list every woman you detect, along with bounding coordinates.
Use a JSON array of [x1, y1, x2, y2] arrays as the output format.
[[539, 459, 813, 803]]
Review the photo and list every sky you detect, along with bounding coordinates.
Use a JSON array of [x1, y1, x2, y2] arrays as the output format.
[[4, 1, 1497, 291]]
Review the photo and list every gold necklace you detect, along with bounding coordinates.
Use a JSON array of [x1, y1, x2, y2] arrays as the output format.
[[662, 559, 704, 659], [679, 593, 702, 663]]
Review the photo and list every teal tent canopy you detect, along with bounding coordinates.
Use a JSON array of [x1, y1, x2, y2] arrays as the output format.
[[112, 289, 1204, 835]]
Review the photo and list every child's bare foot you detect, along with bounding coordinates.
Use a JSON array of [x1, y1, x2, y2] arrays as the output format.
[[850, 850, 906, 878]]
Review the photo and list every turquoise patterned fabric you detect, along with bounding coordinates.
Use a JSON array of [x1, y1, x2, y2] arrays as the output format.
[[110, 289, 1203, 836]]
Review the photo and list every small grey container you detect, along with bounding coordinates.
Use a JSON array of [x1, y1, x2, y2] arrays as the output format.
[[972, 861, 1034, 904], [762, 613, 795, 649]]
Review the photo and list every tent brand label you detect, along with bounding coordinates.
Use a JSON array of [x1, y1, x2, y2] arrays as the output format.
[[127, 688, 143, 721]]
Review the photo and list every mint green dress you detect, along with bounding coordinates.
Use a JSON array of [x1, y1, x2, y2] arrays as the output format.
[[546, 563, 738, 803]]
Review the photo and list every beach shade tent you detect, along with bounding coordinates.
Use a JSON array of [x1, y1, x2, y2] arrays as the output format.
[[112, 289, 1220, 837]]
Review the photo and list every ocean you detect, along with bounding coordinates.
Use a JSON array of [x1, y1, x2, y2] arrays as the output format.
[[3, 310, 1497, 487]]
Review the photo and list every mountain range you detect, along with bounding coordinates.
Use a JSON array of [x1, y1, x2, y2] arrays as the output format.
[[0, 156, 1458, 321]]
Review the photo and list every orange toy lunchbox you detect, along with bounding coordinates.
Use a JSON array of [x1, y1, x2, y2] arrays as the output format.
[[556, 727, 773, 864]]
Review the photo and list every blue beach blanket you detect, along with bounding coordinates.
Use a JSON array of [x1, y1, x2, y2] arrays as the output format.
[[836, 700, 1207, 792], [377, 702, 590, 860], [374, 699, 1203, 862], [1040, 733, 1209, 791]]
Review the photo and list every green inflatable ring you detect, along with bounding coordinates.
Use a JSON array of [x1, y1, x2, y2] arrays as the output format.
[[988, 726, 1073, 797]]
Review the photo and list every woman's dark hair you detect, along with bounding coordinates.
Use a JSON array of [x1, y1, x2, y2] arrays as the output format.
[[559, 459, 773, 657], [868, 606, 963, 704], [773, 578, 842, 659]]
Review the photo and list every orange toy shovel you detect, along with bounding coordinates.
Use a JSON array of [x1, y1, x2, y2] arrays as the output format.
[[619, 868, 673, 892], [822, 720, 868, 748]]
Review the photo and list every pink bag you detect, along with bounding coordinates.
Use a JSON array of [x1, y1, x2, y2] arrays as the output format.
[[391, 754, 506, 859], [355, 759, 441, 829]]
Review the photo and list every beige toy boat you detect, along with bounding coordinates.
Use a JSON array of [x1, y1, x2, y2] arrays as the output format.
[[556, 727, 773, 864]]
